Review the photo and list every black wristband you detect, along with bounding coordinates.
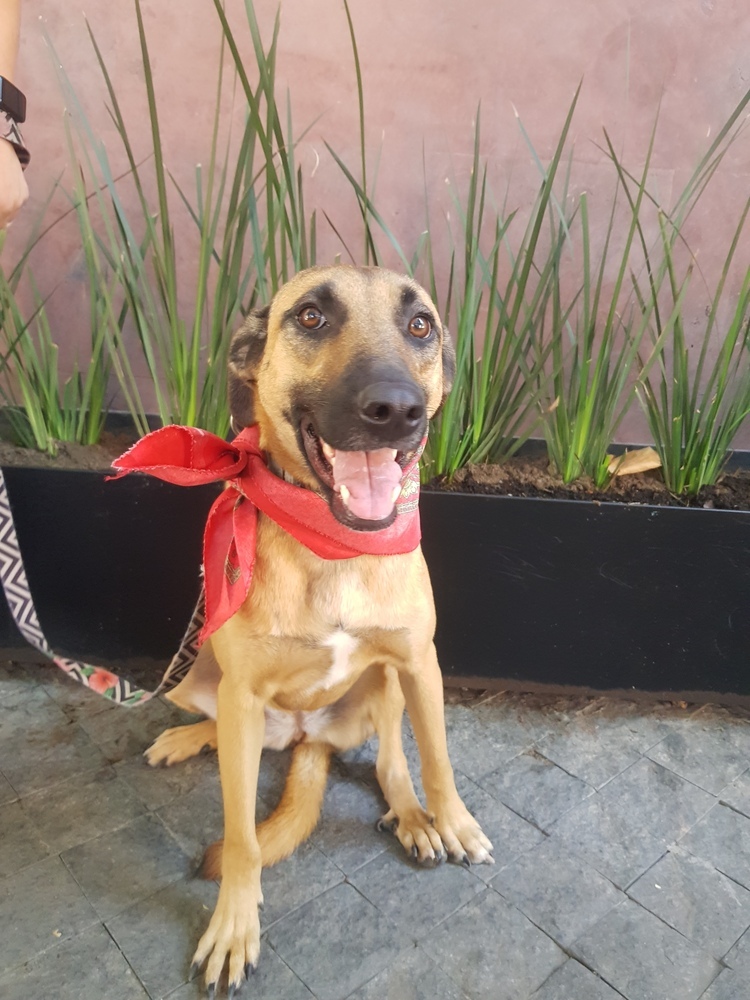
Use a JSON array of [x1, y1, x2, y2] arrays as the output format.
[[1, 112, 29, 168], [0, 77, 26, 124]]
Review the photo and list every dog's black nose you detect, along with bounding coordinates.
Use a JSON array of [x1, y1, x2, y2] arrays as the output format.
[[357, 381, 425, 439]]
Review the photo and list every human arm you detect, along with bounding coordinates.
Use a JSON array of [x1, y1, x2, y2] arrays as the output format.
[[0, 0, 28, 230]]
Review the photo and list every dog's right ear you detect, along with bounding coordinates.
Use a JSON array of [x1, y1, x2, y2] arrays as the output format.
[[227, 305, 269, 429]]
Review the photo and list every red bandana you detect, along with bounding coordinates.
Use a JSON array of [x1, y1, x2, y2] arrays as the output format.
[[110, 425, 422, 642]]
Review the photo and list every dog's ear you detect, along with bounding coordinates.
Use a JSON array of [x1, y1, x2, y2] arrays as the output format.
[[438, 325, 456, 410], [227, 305, 270, 429]]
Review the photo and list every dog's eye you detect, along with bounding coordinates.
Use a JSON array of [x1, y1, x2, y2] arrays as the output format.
[[297, 306, 326, 331], [408, 315, 432, 339]]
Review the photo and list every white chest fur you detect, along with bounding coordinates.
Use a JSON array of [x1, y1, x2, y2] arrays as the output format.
[[319, 629, 360, 690], [261, 629, 359, 750]]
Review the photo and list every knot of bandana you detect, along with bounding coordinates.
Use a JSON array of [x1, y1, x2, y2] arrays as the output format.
[[110, 425, 423, 642]]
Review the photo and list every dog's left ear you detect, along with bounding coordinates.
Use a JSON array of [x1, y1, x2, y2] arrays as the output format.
[[227, 305, 270, 429], [438, 325, 456, 411]]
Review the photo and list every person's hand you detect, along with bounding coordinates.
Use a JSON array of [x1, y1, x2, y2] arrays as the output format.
[[0, 136, 28, 229]]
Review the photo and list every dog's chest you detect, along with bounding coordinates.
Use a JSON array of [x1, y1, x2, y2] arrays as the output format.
[[257, 527, 421, 632], [262, 629, 360, 737], [318, 629, 360, 690]]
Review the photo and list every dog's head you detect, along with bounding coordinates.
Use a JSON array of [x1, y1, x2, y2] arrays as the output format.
[[228, 265, 455, 531]]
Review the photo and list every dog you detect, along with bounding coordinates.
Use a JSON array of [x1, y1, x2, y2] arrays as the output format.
[[145, 265, 494, 995]]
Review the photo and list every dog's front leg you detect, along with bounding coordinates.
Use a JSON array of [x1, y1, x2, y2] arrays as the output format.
[[399, 642, 494, 866], [192, 672, 265, 993]]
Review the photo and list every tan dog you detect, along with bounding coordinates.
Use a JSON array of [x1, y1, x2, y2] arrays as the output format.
[[146, 265, 493, 996]]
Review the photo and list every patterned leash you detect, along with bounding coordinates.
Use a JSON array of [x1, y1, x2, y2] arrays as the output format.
[[0, 468, 203, 706]]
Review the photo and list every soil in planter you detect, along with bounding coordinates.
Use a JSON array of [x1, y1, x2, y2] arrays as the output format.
[[0, 431, 136, 471], [443, 687, 750, 724], [433, 455, 750, 511]]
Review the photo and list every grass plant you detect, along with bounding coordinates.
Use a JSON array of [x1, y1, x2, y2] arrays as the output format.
[[0, 201, 111, 453], [538, 118, 665, 487], [613, 88, 750, 494], [636, 219, 750, 495], [423, 99, 577, 482], [329, 4, 580, 482], [4, 0, 750, 492], [48, 0, 317, 438]]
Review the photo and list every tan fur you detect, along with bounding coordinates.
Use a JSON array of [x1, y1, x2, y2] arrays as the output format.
[[201, 741, 332, 877], [145, 266, 492, 993]]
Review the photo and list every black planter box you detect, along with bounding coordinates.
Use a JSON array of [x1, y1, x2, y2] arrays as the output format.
[[420, 490, 750, 702], [2, 462, 750, 703], [0, 467, 220, 689]]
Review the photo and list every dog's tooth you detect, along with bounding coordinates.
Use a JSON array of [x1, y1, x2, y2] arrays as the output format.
[[388, 449, 397, 460], [321, 441, 336, 463], [339, 484, 351, 507], [391, 485, 401, 503]]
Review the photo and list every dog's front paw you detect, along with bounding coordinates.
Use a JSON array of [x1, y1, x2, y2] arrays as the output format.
[[191, 881, 263, 996], [145, 720, 217, 767], [430, 798, 494, 866], [377, 806, 446, 866]]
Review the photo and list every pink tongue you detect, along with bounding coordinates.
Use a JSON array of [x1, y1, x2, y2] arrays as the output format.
[[332, 449, 403, 521]]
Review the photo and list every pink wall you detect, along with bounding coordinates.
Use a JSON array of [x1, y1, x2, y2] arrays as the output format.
[[9, 0, 750, 443]]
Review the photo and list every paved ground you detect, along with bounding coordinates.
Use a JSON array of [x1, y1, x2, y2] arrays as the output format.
[[2, 662, 750, 999]]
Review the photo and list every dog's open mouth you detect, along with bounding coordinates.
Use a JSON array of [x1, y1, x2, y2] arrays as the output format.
[[301, 419, 413, 530]]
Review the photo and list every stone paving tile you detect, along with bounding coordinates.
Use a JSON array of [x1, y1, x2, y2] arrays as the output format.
[[0, 713, 109, 796], [20, 765, 146, 854], [571, 899, 720, 1000], [156, 773, 225, 865], [349, 846, 485, 939], [492, 837, 625, 948], [701, 969, 750, 1000], [0, 680, 67, 737], [165, 943, 313, 999], [724, 922, 750, 977], [681, 804, 750, 890], [0, 769, 16, 805], [0, 923, 149, 1000], [0, 855, 99, 974], [0, 797, 50, 876], [22, 660, 119, 721], [479, 749, 594, 832], [422, 889, 566, 1000], [337, 735, 379, 783], [310, 765, 388, 875], [347, 945, 471, 1000], [442, 699, 556, 782], [647, 724, 750, 795], [266, 882, 404, 1000], [260, 839, 345, 929], [0, 660, 40, 704], [61, 813, 190, 921], [257, 746, 293, 801], [537, 710, 673, 789], [7, 676, 750, 1000], [720, 771, 750, 820], [453, 771, 545, 883], [115, 747, 219, 812], [78, 696, 194, 764], [628, 848, 750, 959], [550, 757, 715, 888], [106, 876, 218, 999], [531, 958, 623, 999], [339, 726, 423, 792]]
